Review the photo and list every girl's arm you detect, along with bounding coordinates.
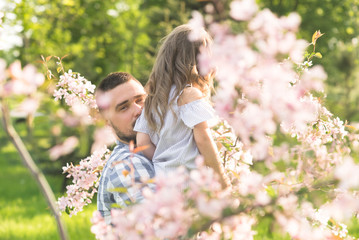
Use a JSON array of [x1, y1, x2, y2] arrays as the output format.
[[179, 86, 230, 189], [136, 132, 156, 161], [193, 121, 231, 189]]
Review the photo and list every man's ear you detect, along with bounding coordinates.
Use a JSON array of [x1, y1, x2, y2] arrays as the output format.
[[93, 107, 112, 127], [105, 119, 111, 127]]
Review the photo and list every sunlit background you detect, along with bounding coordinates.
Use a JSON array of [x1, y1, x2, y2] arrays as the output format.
[[2, 0, 359, 239]]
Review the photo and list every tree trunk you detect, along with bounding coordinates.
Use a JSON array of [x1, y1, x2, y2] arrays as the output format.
[[0, 102, 69, 240]]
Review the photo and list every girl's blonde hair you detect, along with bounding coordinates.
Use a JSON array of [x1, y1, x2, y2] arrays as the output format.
[[144, 24, 213, 132]]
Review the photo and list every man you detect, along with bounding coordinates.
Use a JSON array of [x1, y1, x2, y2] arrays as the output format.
[[95, 72, 155, 224]]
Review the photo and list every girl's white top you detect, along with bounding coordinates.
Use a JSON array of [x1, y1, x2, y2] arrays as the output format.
[[134, 85, 215, 175]]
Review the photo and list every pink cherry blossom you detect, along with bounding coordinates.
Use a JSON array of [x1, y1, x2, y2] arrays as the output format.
[[53, 70, 97, 109], [8, 60, 22, 80], [280, 12, 301, 31], [335, 156, 359, 190], [95, 91, 112, 111], [91, 126, 116, 153], [90, 211, 115, 240], [57, 146, 110, 216], [230, 0, 258, 21], [188, 11, 206, 41], [320, 191, 359, 222], [49, 136, 79, 161], [15, 98, 40, 116], [23, 64, 45, 87], [4, 60, 45, 95]]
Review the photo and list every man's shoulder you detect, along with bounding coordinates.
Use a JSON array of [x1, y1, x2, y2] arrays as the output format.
[[109, 144, 131, 161], [106, 144, 153, 170], [100, 145, 129, 176]]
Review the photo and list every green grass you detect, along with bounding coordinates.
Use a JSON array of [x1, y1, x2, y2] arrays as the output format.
[[0, 138, 96, 240]]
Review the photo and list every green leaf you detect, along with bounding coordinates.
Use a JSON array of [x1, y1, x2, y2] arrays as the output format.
[[65, 206, 74, 215], [265, 185, 277, 198], [308, 52, 315, 58], [109, 187, 128, 193], [314, 52, 322, 58], [124, 200, 133, 205], [110, 203, 124, 209]]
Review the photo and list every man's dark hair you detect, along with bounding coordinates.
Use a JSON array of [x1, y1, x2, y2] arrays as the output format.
[[97, 72, 138, 92]]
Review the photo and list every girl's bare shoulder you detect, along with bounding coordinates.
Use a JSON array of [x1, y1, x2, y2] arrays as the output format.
[[177, 86, 204, 106]]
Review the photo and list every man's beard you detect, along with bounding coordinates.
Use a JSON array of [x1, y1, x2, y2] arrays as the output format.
[[111, 122, 136, 143]]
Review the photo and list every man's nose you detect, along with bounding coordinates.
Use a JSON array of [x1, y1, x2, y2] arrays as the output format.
[[133, 102, 142, 117]]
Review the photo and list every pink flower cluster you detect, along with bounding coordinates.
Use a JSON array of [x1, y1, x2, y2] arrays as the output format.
[[211, 120, 252, 173], [196, 215, 256, 240], [230, 0, 258, 21], [194, 3, 327, 160], [0, 60, 45, 96], [283, 96, 349, 176], [91, 159, 249, 240], [273, 191, 358, 239], [53, 69, 97, 109], [49, 136, 79, 161], [185, 1, 359, 239], [91, 167, 191, 239], [0, 59, 45, 115], [57, 146, 110, 216], [91, 126, 117, 153], [51, 65, 117, 156]]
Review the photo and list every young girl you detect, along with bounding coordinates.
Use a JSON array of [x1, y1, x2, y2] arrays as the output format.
[[134, 24, 229, 189]]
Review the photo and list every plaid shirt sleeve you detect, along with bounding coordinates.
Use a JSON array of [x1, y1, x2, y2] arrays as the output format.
[[97, 143, 155, 224]]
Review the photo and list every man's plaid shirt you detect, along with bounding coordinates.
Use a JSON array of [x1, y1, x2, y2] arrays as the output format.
[[97, 140, 155, 224]]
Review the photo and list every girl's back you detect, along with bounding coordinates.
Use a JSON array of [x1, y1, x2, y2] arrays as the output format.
[[134, 84, 215, 174]]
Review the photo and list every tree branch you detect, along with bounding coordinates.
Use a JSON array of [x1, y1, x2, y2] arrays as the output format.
[[0, 102, 69, 240]]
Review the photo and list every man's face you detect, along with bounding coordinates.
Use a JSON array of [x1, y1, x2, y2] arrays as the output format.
[[98, 80, 146, 142]]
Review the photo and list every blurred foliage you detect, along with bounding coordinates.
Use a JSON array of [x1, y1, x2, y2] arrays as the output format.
[[0, 0, 205, 85], [257, 0, 359, 121], [1, 0, 359, 120]]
